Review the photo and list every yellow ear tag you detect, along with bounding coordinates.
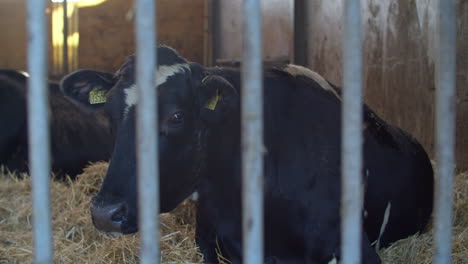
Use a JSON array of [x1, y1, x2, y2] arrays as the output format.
[[89, 87, 107, 104], [204, 90, 221, 110]]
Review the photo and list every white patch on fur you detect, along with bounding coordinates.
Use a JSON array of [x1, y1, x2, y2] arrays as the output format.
[[123, 84, 138, 116], [283, 64, 340, 99], [19, 70, 29, 77], [328, 256, 338, 264], [155, 63, 190, 87], [188, 191, 199, 202], [375, 201, 392, 250], [123, 63, 190, 116]]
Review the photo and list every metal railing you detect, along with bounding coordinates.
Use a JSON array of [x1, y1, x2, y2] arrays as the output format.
[[25, 0, 456, 263], [135, 0, 159, 263], [27, 0, 53, 263], [434, 1, 457, 264], [341, 0, 364, 263], [241, 1, 264, 264]]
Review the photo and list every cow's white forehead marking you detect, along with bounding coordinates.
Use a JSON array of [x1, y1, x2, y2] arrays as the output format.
[[155, 63, 190, 87], [123, 63, 190, 116], [283, 64, 340, 99]]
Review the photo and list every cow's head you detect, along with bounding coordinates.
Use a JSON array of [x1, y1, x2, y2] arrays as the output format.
[[61, 45, 239, 234]]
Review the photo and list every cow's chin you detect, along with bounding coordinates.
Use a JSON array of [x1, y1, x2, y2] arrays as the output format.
[[160, 189, 194, 213], [121, 220, 138, 234]]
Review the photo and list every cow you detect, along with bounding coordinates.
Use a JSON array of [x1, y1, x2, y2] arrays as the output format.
[[0, 69, 114, 179], [60, 45, 434, 263]]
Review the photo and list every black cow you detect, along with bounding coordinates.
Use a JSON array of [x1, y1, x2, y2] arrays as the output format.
[[0, 69, 114, 179], [61, 46, 433, 263]]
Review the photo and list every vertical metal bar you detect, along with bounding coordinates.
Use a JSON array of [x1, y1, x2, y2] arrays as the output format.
[[433, 0, 457, 263], [306, 0, 315, 69], [211, 0, 221, 66], [135, 0, 159, 263], [27, 0, 53, 263], [62, 0, 69, 73], [203, 0, 213, 66], [341, 0, 363, 263], [294, 0, 308, 66], [242, 0, 263, 264]]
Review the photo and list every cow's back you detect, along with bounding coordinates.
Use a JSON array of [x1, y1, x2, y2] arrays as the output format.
[[47, 87, 114, 177], [0, 75, 27, 166], [362, 107, 433, 248], [0, 76, 114, 178], [258, 66, 433, 248], [198, 65, 432, 262]]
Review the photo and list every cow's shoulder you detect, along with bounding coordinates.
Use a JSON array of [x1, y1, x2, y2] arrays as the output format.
[[363, 105, 407, 150], [267, 64, 341, 99]]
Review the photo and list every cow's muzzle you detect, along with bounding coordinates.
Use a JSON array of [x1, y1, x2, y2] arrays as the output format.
[[90, 201, 128, 233]]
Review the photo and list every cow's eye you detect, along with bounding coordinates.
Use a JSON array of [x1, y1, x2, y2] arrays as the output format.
[[169, 111, 184, 124]]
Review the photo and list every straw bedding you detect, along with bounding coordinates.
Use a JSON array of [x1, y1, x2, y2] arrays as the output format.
[[0, 162, 466, 263]]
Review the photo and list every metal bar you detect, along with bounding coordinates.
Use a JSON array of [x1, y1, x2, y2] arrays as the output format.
[[72, 5, 79, 70], [62, 0, 69, 73], [341, 0, 363, 263], [241, 0, 263, 264], [135, 0, 159, 263], [203, 0, 213, 66], [293, 0, 308, 66], [211, 0, 221, 66], [433, 0, 457, 263], [306, 0, 318, 69], [26, 0, 53, 263]]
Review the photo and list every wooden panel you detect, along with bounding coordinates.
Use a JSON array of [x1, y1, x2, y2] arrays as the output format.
[[218, 0, 293, 61], [0, 0, 28, 71], [307, 0, 468, 171], [78, 0, 206, 72], [0, 0, 54, 77]]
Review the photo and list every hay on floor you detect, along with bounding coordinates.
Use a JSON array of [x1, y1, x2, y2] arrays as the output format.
[[0, 162, 202, 264], [0, 162, 466, 263], [379, 171, 468, 264]]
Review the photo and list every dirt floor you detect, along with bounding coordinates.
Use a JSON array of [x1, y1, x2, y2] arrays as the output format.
[[0, 162, 466, 263]]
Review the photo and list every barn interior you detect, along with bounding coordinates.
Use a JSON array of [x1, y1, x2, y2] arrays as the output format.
[[0, 0, 467, 263]]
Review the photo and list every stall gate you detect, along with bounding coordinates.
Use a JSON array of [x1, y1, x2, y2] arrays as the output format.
[[26, 0, 457, 263]]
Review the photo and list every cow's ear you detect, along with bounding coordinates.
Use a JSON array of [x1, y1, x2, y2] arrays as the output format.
[[60, 69, 115, 110], [198, 75, 239, 124]]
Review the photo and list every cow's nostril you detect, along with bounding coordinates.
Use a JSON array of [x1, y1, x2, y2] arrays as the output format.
[[91, 202, 127, 233], [111, 205, 127, 223]]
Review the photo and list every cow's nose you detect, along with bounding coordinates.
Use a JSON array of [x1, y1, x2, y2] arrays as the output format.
[[90, 202, 127, 233]]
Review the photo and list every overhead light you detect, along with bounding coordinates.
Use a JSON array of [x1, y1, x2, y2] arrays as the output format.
[[51, 0, 107, 7], [51, 0, 80, 2]]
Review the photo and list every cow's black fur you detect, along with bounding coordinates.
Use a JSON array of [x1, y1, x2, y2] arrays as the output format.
[[0, 69, 114, 179], [61, 46, 434, 263]]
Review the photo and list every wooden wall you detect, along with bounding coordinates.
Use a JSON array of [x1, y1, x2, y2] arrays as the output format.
[[0, 0, 206, 74], [216, 0, 468, 171], [0, 0, 28, 71], [78, 0, 206, 72], [217, 0, 293, 61]]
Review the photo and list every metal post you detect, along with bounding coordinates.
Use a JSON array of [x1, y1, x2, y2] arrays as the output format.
[[433, 0, 457, 263], [294, 0, 308, 66], [341, 0, 363, 263], [62, 0, 69, 73], [27, 0, 53, 263], [211, 0, 221, 66], [242, 0, 263, 264], [135, 0, 159, 263]]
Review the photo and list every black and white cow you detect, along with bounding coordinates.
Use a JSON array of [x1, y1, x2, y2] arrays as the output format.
[[0, 69, 114, 179], [61, 46, 434, 263]]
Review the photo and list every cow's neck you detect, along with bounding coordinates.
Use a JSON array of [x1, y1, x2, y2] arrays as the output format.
[[198, 118, 241, 196]]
